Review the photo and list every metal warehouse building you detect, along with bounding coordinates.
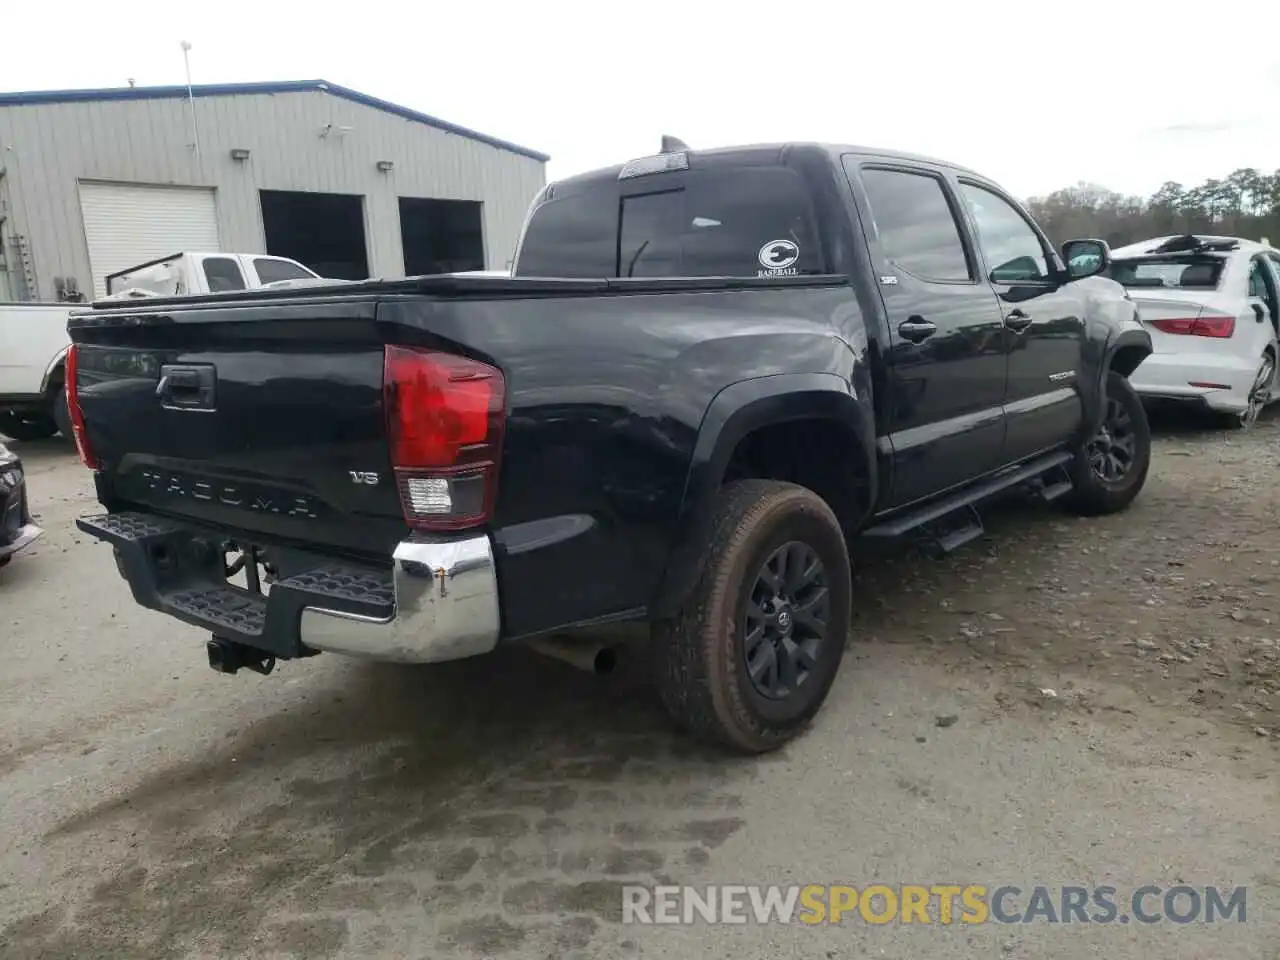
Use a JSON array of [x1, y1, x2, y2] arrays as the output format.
[[0, 79, 548, 301]]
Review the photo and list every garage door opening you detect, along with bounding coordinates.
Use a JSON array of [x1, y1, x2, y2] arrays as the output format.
[[79, 182, 220, 299], [399, 198, 485, 275], [260, 190, 369, 280]]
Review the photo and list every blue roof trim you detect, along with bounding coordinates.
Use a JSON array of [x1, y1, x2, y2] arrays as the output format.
[[0, 79, 549, 162]]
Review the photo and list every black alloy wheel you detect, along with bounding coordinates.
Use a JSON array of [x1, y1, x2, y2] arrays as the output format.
[[1086, 394, 1137, 485], [742, 541, 830, 701]]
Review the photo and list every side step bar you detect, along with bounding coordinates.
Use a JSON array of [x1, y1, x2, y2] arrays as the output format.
[[862, 450, 1074, 543]]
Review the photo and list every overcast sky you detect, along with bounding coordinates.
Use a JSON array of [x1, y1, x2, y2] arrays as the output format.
[[5, 1, 1279, 200]]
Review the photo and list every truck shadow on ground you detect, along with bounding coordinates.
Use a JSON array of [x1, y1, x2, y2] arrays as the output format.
[[12, 648, 762, 959]]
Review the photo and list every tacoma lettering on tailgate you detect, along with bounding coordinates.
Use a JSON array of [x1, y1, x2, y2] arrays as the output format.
[[136, 469, 320, 519]]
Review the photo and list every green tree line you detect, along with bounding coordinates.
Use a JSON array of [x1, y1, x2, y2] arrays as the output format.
[[1026, 168, 1280, 249]]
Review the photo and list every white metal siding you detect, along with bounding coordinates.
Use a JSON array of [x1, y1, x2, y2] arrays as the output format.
[[0, 90, 546, 301], [78, 182, 220, 299]]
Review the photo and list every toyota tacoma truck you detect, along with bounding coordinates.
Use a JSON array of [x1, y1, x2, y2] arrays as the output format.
[[66, 140, 1153, 753]]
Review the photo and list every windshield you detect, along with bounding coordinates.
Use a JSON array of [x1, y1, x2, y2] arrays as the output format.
[[1108, 256, 1224, 290], [514, 166, 826, 279]]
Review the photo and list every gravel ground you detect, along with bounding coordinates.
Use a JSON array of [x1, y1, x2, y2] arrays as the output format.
[[2, 410, 1279, 959]]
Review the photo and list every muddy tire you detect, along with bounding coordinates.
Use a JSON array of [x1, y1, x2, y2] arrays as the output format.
[[651, 479, 852, 754], [1063, 370, 1151, 516]]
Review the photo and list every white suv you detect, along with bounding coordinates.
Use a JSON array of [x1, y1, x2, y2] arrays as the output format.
[[1108, 234, 1278, 426]]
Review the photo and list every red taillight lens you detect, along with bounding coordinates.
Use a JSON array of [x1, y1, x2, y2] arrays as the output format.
[[1150, 315, 1235, 338], [64, 345, 101, 470], [383, 345, 505, 531]]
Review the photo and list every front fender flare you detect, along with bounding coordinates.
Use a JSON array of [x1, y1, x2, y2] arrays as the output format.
[[651, 372, 876, 619], [1106, 327, 1153, 376], [1082, 318, 1152, 435]]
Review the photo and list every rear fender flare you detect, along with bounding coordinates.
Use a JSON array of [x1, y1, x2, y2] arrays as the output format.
[[651, 372, 875, 619]]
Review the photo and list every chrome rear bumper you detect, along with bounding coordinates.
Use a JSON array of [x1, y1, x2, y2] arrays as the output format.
[[76, 510, 501, 665], [299, 535, 501, 663]]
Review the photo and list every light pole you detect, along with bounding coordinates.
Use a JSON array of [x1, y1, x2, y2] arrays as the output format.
[[180, 40, 201, 165]]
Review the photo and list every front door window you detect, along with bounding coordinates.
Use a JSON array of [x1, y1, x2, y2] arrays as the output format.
[[957, 183, 1051, 283]]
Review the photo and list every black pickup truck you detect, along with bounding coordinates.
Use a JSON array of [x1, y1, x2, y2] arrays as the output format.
[[67, 140, 1153, 753]]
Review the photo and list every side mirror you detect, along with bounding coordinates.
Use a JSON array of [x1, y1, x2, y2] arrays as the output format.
[[1061, 238, 1111, 280]]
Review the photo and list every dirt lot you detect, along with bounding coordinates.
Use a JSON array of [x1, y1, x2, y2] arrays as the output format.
[[2, 411, 1279, 959]]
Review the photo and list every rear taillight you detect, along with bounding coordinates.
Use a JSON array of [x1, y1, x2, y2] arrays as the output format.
[[1150, 315, 1235, 338], [383, 345, 505, 531], [64, 345, 101, 470]]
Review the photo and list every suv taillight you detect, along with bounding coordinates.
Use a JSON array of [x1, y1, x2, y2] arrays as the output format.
[[64, 345, 101, 470], [383, 345, 505, 531]]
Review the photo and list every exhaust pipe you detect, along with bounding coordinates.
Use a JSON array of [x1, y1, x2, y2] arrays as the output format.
[[527, 637, 618, 675]]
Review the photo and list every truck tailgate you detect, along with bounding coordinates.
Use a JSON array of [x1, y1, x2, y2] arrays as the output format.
[[69, 297, 407, 558]]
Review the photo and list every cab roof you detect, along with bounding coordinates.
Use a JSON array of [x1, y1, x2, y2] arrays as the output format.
[[546, 142, 988, 196]]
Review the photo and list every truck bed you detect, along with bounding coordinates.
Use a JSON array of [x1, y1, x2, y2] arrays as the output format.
[[69, 272, 855, 641]]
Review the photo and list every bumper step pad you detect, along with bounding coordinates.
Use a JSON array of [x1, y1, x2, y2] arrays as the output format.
[[76, 512, 394, 657], [167, 585, 268, 635]]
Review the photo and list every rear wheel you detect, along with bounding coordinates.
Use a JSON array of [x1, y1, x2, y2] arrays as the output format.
[[651, 479, 852, 753], [1063, 370, 1151, 516], [0, 410, 57, 442], [1226, 349, 1275, 430]]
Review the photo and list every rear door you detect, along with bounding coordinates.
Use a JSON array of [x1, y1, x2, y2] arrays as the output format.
[[841, 157, 1008, 507], [1247, 255, 1279, 338], [953, 178, 1086, 463]]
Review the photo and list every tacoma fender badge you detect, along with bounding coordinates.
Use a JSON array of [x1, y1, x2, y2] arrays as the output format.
[[1048, 370, 1076, 382]]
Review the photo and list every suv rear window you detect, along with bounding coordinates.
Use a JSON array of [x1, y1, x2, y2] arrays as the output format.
[[1109, 256, 1224, 290], [515, 167, 825, 279]]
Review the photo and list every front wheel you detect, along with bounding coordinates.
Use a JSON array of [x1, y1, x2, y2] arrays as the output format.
[[1063, 370, 1152, 516], [651, 479, 852, 754]]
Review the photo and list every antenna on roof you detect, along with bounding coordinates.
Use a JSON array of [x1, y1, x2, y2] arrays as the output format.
[[661, 135, 690, 153]]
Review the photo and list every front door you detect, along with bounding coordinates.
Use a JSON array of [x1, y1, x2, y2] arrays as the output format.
[[844, 159, 1008, 507], [955, 179, 1086, 463]]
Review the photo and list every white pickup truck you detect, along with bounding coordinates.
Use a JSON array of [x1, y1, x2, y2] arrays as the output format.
[[0, 252, 319, 441]]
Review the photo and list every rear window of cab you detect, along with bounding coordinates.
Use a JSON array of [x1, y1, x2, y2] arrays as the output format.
[[514, 166, 827, 279], [1108, 256, 1224, 290]]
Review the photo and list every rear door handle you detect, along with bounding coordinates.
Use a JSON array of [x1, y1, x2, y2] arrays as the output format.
[[1004, 308, 1033, 332], [897, 317, 938, 343]]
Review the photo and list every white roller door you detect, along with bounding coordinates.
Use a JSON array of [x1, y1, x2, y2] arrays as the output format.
[[79, 182, 220, 298]]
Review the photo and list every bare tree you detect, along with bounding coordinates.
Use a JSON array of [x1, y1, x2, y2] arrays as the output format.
[[1025, 169, 1280, 249]]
